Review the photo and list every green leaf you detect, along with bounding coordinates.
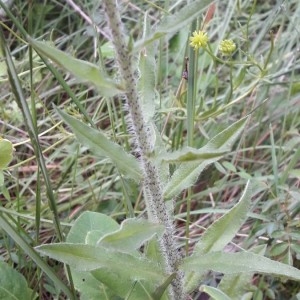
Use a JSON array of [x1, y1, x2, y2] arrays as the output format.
[[198, 105, 220, 120], [100, 42, 115, 59], [157, 146, 227, 163], [0, 213, 73, 298], [56, 107, 142, 182], [163, 159, 219, 200], [66, 211, 119, 244], [91, 268, 157, 300], [269, 242, 289, 257], [36, 243, 166, 283], [145, 238, 168, 276], [184, 181, 252, 293], [233, 67, 246, 89], [97, 218, 165, 252], [218, 245, 266, 300], [73, 214, 165, 299], [82, 218, 167, 299], [163, 117, 249, 199], [138, 14, 157, 122], [70, 271, 113, 300], [195, 181, 252, 254], [0, 171, 4, 186], [0, 261, 32, 300], [199, 285, 231, 300], [66, 212, 120, 299], [28, 38, 124, 97], [151, 273, 176, 300], [201, 116, 249, 150], [222, 161, 237, 172], [135, 0, 215, 49], [0, 138, 13, 169], [181, 251, 300, 281]]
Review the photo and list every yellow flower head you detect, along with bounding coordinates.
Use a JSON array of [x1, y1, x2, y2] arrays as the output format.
[[219, 39, 236, 56], [189, 30, 208, 50]]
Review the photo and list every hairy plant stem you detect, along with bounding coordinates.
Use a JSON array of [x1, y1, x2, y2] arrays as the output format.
[[102, 1, 184, 299]]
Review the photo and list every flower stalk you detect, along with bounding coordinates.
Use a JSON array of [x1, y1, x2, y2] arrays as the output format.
[[102, 0, 184, 299]]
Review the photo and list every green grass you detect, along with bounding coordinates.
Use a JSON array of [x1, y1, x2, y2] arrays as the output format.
[[0, 0, 300, 299]]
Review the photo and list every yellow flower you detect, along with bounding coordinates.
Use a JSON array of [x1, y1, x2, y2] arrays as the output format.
[[219, 39, 236, 56], [189, 30, 208, 50]]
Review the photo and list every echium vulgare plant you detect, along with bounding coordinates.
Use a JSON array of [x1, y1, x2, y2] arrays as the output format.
[[90, 7, 191, 299], [102, 0, 184, 298], [14, 1, 300, 300]]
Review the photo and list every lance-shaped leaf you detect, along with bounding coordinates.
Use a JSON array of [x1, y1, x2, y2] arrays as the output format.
[[180, 251, 300, 281], [218, 245, 267, 300], [28, 38, 124, 97], [195, 181, 252, 254], [56, 107, 142, 182], [135, 0, 215, 49], [163, 159, 217, 200], [138, 14, 157, 122], [36, 243, 166, 282], [184, 181, 252, 293], [36, 242, 168, 298], [157, 147, 227, 163], [163, 116, 249, 199]]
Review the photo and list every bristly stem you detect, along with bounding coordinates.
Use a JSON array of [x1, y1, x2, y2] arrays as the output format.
[[102, 0, 184, 299]]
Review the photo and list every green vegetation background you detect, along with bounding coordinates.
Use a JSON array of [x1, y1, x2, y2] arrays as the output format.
[[0, 0, 299, 299]]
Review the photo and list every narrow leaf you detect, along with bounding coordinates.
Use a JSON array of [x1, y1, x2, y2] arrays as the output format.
[[138, 14, 157, 122], [163, 159, 218, 200], [184, 181, 252, 293], [218, 245, 267, 300], [56, 107, 142, 182], [36, 243, 166, 282], [28, 38, 124, 97], [135, 0, 215, 49], [195, 181, 252, 254], [157, 146, 227, 163], [151, 273, 176, 300], [163, 116, 249, 199], [201, 116, 249, 150], [181, 251, 300, 281]]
